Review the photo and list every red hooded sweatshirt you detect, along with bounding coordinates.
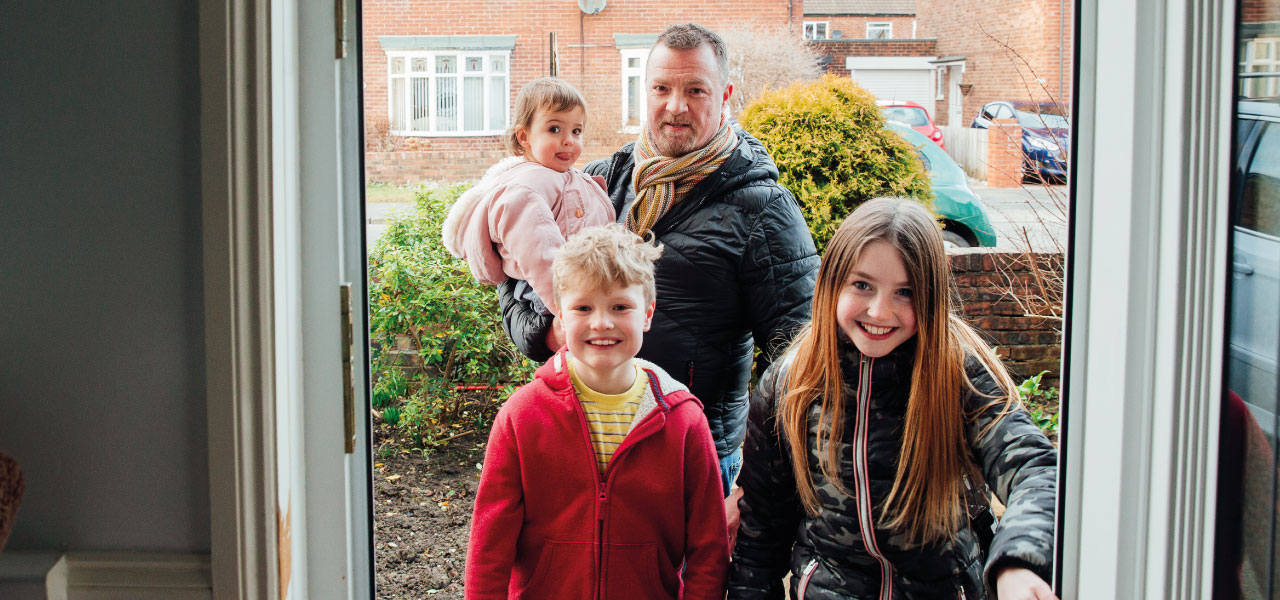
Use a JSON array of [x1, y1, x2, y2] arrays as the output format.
[[465, 350, 729, 599]]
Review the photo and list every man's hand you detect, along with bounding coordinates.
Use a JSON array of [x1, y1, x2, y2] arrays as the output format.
[[544, 315, 565, 353], [725, 486, 744, 551], [995, 566, 1058, 600]]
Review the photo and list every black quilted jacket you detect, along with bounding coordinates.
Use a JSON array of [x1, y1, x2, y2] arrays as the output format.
[[728, 339, 1058, 599], [498, 130, 819, 458]]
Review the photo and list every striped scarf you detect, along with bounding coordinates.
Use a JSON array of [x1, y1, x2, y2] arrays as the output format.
[[626, 122, 739, 236]]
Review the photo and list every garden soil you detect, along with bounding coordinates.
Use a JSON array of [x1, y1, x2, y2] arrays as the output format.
[[374, 430, 483, 599]]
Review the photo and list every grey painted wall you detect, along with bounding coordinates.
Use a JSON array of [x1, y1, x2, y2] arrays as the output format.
[[0, 1, 210, 551]]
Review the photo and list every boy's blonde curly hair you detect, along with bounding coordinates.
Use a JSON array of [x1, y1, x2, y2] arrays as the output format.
[[552, 224, 663, 304]]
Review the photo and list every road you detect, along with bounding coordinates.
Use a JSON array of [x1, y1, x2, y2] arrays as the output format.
[[365, 183, 1071, 253]]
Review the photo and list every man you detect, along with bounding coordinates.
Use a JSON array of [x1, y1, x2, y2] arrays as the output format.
[[499, 23, 818, 500]]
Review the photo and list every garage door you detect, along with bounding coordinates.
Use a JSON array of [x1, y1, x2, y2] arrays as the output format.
[[845, 57, 938, 119], [851, 69, 934, 113]]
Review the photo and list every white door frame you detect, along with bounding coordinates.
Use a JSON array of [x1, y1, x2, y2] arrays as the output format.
[[202, 0, 1243, 596], [201, 0, 371, 597], [1061, 0, 1233, 596]]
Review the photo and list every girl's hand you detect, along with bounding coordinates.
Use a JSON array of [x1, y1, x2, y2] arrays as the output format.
[[995, 566, 1058, 600]]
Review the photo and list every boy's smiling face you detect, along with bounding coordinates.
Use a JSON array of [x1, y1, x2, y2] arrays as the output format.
[[557, 282, 655, 394]]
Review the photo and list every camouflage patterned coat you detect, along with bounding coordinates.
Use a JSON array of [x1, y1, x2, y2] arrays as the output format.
[[727, 339, 1057, 599]]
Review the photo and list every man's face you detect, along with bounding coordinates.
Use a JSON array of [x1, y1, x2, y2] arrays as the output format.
[[644, 43, 733, 157]]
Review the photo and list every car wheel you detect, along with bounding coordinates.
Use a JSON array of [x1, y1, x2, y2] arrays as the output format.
[[942, 229, 972, 248]]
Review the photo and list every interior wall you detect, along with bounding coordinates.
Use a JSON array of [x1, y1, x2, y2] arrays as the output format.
[[0, 0, 210, 552]]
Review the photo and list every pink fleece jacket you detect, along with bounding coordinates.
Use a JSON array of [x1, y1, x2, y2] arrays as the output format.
[[441, 159, 614, 315]]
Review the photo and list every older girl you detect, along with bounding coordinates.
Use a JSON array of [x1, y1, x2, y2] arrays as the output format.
[[729, 197, 1058, 600]]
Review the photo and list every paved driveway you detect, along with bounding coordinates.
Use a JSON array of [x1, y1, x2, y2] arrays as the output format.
[[972, 183, 1069, 252]]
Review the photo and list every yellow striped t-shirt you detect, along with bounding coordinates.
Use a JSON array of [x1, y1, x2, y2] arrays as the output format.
[[569, 362, 646, 474]]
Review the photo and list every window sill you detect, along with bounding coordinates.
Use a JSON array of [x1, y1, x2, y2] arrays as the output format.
[[392, 131, 505, 138]]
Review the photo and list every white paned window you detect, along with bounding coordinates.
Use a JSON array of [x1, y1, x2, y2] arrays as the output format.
[[621, 49, 648, 132], [803, 21, 829, 41], [1240, 37, 1280, 99], [867, 22, 892, 40], [387, 50, 509, 136]]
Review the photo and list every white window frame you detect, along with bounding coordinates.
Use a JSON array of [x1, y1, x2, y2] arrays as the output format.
[[385, 50, 510, 137], [1240, 36, 1280, 98], [620, 48, 648, 134], [867, 22, 893, 40], [803, 21, 829, 41]]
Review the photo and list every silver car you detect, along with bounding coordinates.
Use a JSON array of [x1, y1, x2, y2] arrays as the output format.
[[1228, 100, 1280, 443]]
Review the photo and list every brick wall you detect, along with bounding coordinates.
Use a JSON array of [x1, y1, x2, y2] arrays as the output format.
[[986, 118, 1023, 187], [913, 0, 1072, 126], [949, 247, 1063, 385], [1242, 0, 1280, 24], [804, 15, 918, 40], [363, 0, 797, 182], [811, 39, 938, 77]]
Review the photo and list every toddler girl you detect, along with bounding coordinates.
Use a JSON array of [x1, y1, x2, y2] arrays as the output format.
[[729, 197, 1059, 600], [443, 77, 615, 317]]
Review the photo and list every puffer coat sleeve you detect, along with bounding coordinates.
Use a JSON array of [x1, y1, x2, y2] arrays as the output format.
[[964, 363, 1059, 590], [727, 356, 802, 599], [497, 278, 555, 362]]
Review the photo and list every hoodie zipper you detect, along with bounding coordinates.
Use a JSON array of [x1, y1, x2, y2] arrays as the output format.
[[851, 355, 894, 599], [576, 369, 665, 600]]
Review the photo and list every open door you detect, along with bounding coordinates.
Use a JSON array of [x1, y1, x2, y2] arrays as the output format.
[[274, 0, 374, 596], [202, 0, 373, 597]]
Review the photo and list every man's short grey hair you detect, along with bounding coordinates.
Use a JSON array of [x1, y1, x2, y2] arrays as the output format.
[[653, 23, 730, 85]]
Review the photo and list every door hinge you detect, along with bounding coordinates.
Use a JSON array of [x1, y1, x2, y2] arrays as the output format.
[[340, 283, 356, 453], [334, 0, 347, 59]]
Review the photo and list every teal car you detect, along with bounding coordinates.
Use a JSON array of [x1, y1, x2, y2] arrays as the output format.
[[887, 122, 999, 247]]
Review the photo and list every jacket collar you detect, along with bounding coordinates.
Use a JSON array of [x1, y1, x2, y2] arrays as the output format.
[[535, 348, 696, 414]]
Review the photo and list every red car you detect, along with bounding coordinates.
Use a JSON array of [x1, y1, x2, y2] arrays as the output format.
[[878, 100, 946, 150]]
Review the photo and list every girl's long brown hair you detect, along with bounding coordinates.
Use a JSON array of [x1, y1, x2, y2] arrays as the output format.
[[777, 197, 1019, 547]]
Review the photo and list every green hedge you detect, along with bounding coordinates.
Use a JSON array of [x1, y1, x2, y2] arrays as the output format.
[[739, 75, 933, 252], [368, 184, 536, 449]]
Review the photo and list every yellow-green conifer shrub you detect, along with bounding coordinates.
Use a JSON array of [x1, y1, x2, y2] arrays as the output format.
[[739, 74, 933, 252]]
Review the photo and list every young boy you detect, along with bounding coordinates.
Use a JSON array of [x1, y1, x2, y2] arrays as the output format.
[[465, 224, 729, 599]]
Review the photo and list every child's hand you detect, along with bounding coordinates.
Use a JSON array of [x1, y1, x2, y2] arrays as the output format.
[[725, 486, 743, 550], [545, 316, 566, 352], [994, 566, 1058, 600]]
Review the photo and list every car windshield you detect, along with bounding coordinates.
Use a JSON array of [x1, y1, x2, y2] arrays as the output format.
[[882, 106, 930, 127], [1014, 109, 1070, 130]]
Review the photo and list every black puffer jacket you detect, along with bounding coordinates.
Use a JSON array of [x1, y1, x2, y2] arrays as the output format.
[[729, 340, 1058, 599], [498, 130, 819, 458]]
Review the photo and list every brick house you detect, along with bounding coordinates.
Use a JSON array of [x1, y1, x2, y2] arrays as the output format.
[[913, 0, 1073, 126], [803, 1, 940, 113], [362, 0, 796, 182], [1239, 0, 1280, 98], [801, 0, 919, 42]]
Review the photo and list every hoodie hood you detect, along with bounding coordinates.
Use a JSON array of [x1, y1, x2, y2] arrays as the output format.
[[440, 155, 524, 258], [535, 349, 699, 424]]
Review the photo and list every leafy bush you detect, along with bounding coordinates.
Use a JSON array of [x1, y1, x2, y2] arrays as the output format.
[[738, 75, 933, 252], [368, 184, 536, 449], [1016, 370, 1060, 437]]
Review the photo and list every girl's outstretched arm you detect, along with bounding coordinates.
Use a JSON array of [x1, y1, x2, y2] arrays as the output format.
[[995, 566, 1059, 600], [963, 363, 1059, 593]]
